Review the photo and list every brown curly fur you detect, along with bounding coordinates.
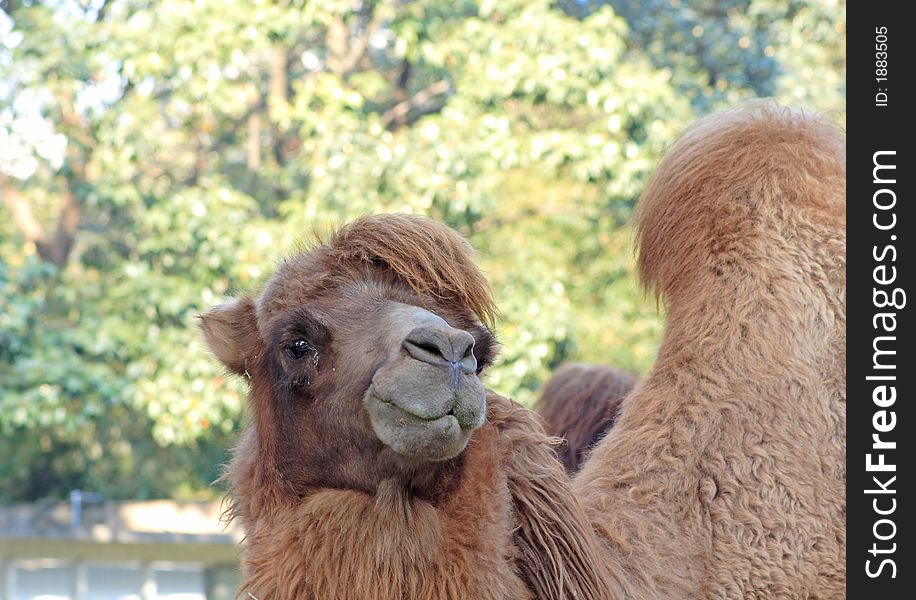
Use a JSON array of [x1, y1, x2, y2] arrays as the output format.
[[207, 214, 611, 599], [574, 100, 846, 597], [211, 100, 845, 599], [323, 214, 499, 326], [228, 393, 613, 600], [535, 363, 637, 473], [494, 395, 614, 599]]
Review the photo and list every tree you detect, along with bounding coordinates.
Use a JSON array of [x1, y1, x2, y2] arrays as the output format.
[[0, 0, 843, 502]]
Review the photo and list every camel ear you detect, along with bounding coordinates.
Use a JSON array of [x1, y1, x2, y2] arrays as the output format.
[[200, 297, 260, 376]]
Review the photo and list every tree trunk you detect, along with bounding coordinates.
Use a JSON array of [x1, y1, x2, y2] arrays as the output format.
[[247, 111, 262, 170]]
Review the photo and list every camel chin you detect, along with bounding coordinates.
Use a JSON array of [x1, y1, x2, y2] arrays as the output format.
[[365, 358, 487, 461]]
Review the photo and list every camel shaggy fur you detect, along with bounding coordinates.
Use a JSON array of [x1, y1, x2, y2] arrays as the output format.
[[574, 101, 846, 597], [202, 100, 845, 598], [535, 363, 636, 473], [201, 214, 611, 599]]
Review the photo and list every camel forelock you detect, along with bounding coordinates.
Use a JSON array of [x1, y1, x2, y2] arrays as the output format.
[[324, 213, 497, 326]]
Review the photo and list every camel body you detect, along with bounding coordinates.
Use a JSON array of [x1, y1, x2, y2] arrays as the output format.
[[574, 102, 846, 598], [204, 101, 845, 599], [535, 363, 637, 473]]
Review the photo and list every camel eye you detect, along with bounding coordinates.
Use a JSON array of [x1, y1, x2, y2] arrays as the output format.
[[287, 339, 313, 360]]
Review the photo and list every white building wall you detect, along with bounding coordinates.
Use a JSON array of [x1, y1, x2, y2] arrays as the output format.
[[1, 561, 206, 600]]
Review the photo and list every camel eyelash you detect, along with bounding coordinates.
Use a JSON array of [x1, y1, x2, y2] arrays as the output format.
[[283, 339, 320, 392], [286, 339, 319, 364]]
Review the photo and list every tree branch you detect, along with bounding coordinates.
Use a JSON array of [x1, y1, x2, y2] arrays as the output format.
[[247, 111, 261, 171], [1, 175, 81, 267], [0, 0, 20, 17], [268, 45, 289, 108], [380, 79, 452, 130], [326, 10, 386, 76], [95, 0, 113, 21], [269, 44, 290, 165], [46, 172, 82, 266], [1, 179, 46, 243]]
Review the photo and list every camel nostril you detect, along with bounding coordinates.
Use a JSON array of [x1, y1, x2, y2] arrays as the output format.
[[454, 333, 477, 375], [452, 332, 475, 363], [403, 325, 477, 374], [413, 340, 444, 357], [402, 334, 449, 365]]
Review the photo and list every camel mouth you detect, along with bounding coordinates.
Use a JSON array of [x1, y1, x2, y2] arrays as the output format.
[[374, 396, 463, 428], [364, 386, 486, 462], [374, 395, 459, 424], [364, 352, 487, 461]]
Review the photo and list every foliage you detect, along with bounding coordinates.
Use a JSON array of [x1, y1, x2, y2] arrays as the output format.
[[0, 0, 844, 502]]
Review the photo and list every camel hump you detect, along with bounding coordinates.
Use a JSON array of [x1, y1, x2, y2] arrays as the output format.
[[635, 99, 845, 301]]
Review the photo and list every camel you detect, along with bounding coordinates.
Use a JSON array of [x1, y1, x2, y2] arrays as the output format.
[[202, 100, 845, 598], [201, 214, 612, 599], [573, 101, 846, 597], [534, 363, 636, 472]]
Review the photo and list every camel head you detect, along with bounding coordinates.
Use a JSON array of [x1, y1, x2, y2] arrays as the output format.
[[200, 214, 498, 499]]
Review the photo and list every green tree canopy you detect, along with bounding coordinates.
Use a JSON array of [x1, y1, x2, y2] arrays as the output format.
[[0, 0, 844, 502]]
